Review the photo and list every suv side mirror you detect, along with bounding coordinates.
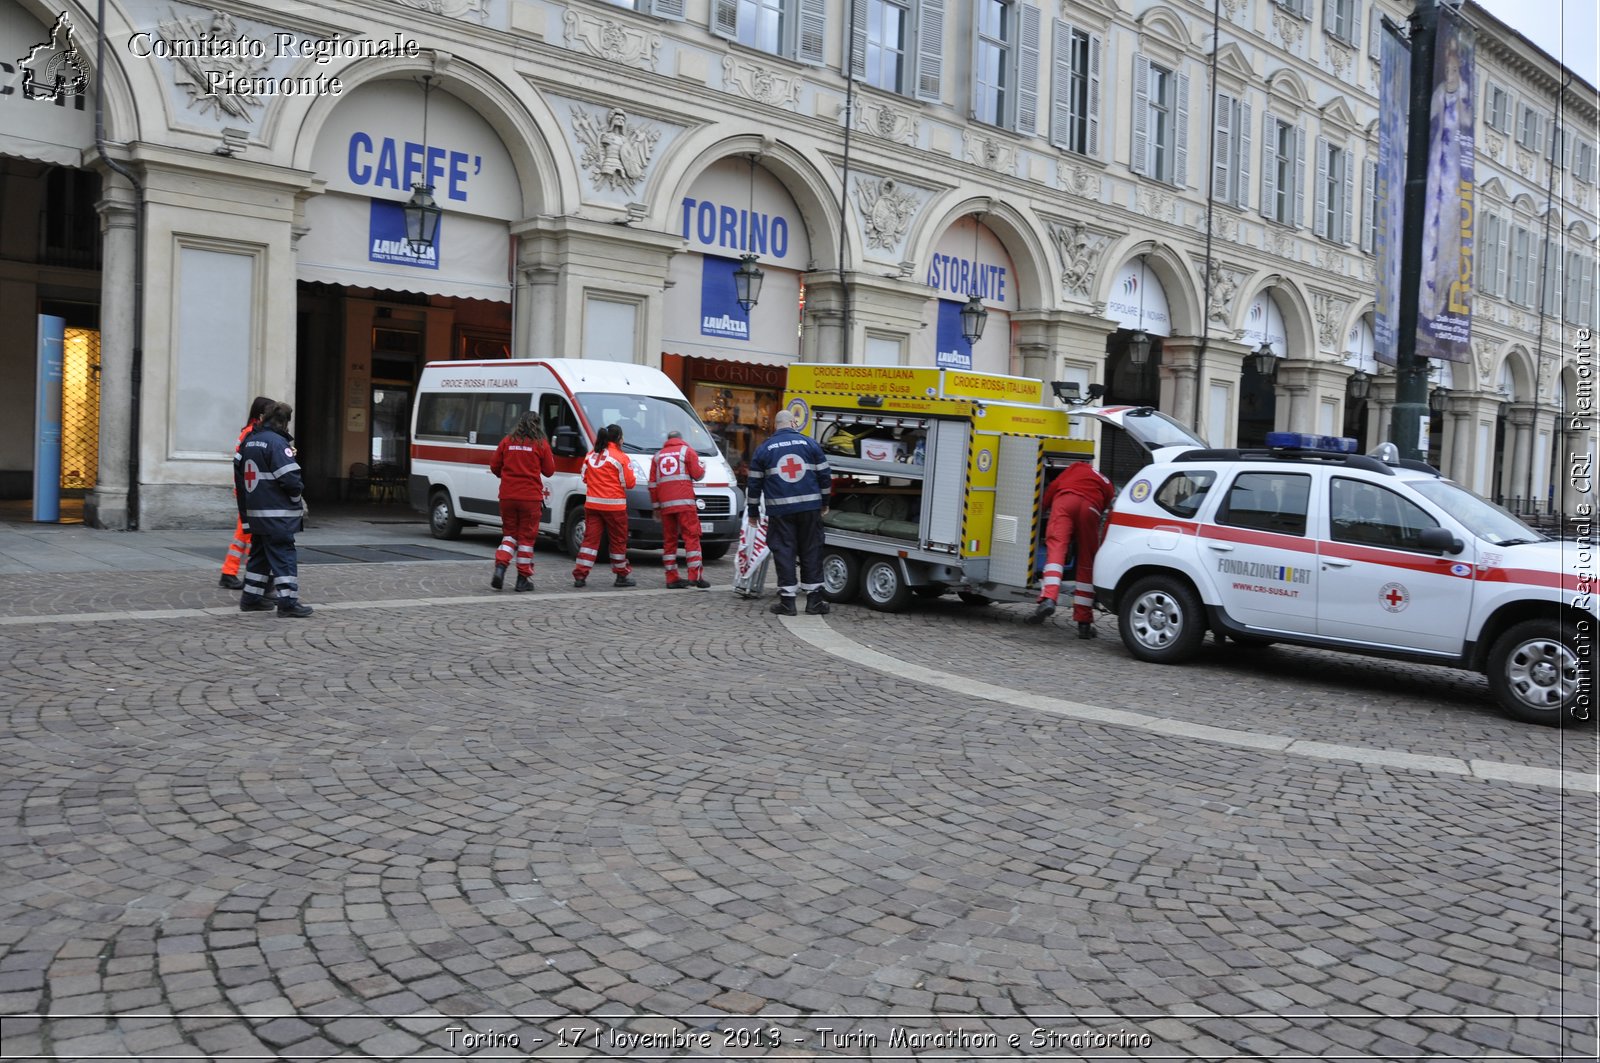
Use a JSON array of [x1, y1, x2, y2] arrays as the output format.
[[551, 426, 582, 458], [1417, 527, 1464, 554]]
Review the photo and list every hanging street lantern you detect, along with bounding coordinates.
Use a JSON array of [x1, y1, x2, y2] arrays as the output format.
[[734, 253, 765, 312]]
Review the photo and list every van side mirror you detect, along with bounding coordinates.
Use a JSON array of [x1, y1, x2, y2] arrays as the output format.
[[551, 426, 582, 457], [1417, 527, 1463, 554]]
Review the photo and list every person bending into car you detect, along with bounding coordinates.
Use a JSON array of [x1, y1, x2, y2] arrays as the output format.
[[650, 429, 709, 589], [572, 423, 637, 589], [1027, 461, 1115, 638], [490, 412, 556, 592]]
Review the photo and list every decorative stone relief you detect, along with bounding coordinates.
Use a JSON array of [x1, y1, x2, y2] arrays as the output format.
[[394, 0, 489, 21], [572, 106, 660, 193], [1205, 259, 1240, 324], [1313, 291, 1349, 349], [964, 132, 1015, 174], [1483, 129, 1505, 158], [1214, 212, 1240, 244], [1360, 260, 1376, 285], [1272, 7, 1305, 50], [1137, 187, 1173, 222], [1057, 160, 1102, 199], [857, 100, 919, 145], [722, 57, 801, 109], [1220, 0, 1244, 17], [1514, 147, 1535, 178], [1314, 246, 1347, 275], [562, 9, 660, 70], [1269, 229, 1297, 260], [1051, 221, 1110, 299], [1474, 342, 1493, 384], [1326, 41, 1351, 80], [855, 177, 920, 252], [157, 10, 268, 119]]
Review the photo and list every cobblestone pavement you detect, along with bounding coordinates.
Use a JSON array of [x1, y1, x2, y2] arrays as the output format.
[[1, 537, 1596, 1061]]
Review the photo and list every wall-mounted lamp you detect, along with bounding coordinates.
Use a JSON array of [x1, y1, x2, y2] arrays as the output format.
[[735, 154, 765, 312], [961, 210, 989, 344], [1347, 369, 1371, 401], [403, 75, 442, 254], [1252, 340, 1278, 379], [1429, 385, 1450, 415]]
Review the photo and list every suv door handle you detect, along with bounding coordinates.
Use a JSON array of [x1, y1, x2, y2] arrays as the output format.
[[1322, 558, 1353, 568], [1205, 542, 1234, 552]]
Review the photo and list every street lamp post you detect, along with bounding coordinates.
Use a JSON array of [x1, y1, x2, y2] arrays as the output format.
[[1390, 0, 1439, 460]]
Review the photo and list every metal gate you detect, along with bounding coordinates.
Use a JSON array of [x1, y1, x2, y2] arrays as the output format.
[[60, 328, 100, 490]]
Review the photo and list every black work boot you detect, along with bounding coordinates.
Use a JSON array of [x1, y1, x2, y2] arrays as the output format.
[[769, 596, 797, 616], [491, 563, 507, 590], [1077, 621, 1096, 640], [219, 574, 244, 590], [277, 601, 314, 618], [614, 574, 636, 588], [514, 575, 533, 592], [1025, 598, 1056, 625], [804, 593, 830, 615], [239, 597, 272, 613]]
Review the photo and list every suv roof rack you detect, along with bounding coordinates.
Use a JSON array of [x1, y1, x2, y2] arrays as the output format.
[[1171, 447, 1397, 475]]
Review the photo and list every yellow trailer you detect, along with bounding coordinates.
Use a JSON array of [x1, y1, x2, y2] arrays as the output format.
[[780, 364, 1206, 611]]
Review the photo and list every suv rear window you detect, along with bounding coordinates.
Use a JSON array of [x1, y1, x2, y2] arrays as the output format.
[[1154, 471, 1216, 518], [1216, 472, 1311, 536]]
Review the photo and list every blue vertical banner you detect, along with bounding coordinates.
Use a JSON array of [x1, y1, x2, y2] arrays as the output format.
[[1374, 23, 1409, 365], [935, 299, 973, 371], [699, 255, 751, 340], [1417, 6, 1475, 364], [34, 315, 64, 522]]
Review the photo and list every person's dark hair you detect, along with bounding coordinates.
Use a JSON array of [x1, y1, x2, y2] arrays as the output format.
[[248, 396, 274, 422], [592, 423, 621, 454], [511, 412, 545, 443], [263, 402, 293, 433]]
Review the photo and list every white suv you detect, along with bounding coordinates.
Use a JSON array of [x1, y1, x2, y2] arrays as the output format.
[[1093, 434, 1595, 726]]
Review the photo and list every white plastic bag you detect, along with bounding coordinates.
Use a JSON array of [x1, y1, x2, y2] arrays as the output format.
[[732, 510, 771, 599]]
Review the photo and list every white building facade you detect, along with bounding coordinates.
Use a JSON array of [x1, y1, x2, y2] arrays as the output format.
[[0, 0, 1593, 527]]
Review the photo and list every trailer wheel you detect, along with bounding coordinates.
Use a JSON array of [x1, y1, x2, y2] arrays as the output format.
[[957, 592, 993, 606], [429, 490, 464, 540], [821, 549, 861, 603], [702, 543, 731, 562], [861, 558, 912, 612]]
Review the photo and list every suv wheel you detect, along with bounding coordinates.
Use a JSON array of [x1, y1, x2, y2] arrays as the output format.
[[429, 490, 464, 540], [562, 507, 588, 558], [1488, 620, 1583, 726], [1119, 576, 1206, 663]]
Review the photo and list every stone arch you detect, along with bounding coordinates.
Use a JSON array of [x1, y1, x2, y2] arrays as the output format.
[[1135, 5, 1197, 50], [655, 133, 842, 272], [285, 55, 569, 219], [1495, 344, 1536, 401], [906, 194, 1054, 310], [1225, 269, 1317, 359], [1094, 236, 1202, 336], [1266, 69, 1313, 109]]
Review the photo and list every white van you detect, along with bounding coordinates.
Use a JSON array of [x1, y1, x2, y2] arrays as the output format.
[[409, 359, 744, 559]]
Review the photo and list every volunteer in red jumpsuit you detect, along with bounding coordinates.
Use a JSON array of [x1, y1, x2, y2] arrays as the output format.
[[1028, 462, 1116, 638], [572, 424, 637, 588], [489, 412, 556, 592], [219, 395, 275, 590], [649, 429, 708, 589]]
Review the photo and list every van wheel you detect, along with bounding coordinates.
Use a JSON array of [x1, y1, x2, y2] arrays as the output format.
[[702, 543, 730, 562], [562, 508, 587, 558], [429, 491, 464, 540], [861, 558, 912, 613], [1119, 575, 1205, 663], [821, 549, 861, 603], [1489, 620, 1583, 726]]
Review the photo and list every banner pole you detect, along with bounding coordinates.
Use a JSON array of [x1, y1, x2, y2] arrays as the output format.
[[1392, 0, 1439, 460]]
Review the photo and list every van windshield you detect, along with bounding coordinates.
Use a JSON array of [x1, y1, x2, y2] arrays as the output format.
[[576, 393, 719, 455]]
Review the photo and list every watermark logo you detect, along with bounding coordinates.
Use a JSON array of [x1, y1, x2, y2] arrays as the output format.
[[18, 12, 89, 102]]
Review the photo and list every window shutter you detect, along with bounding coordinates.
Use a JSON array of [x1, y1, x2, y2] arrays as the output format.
[[1544, 241, 1562, 315], [1547, 119, 1561, 163], [1236, 99, 1251, 209], [1494, 222, 1508, 297], [1015, 4, 1042, 135], [1213, 93, 1234, 202], [1313, 136, 1330, 238], [1049, 21, 1073, 148], [796, 0, 828, 64], [914, 0, 944, 102], [1086, 33, 1102, 157], [647, 0, 686, 20], [1582, 256, 1597, 326], [1323, 0, 1337, 36], [1369, 8, 1382, 57], [1362, 158, 1376, 252], [1173, 71, 1190, 188], [850, 0, 867, 80], [1131, 55, 1151, 177], [1293, 125, 1306, 228], [1261, 112, 1279, 220], [1565, 249, 1581, 318], [712, 0, 738, 41], [1341, 146, 1355, 244]]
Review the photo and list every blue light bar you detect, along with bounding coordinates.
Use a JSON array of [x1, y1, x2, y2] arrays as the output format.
[[1265, 432, 1358, 453]]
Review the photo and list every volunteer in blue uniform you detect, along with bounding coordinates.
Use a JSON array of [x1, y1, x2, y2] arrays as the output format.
[[747, 409, 832, 616], [234, 402, 313, 618]]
